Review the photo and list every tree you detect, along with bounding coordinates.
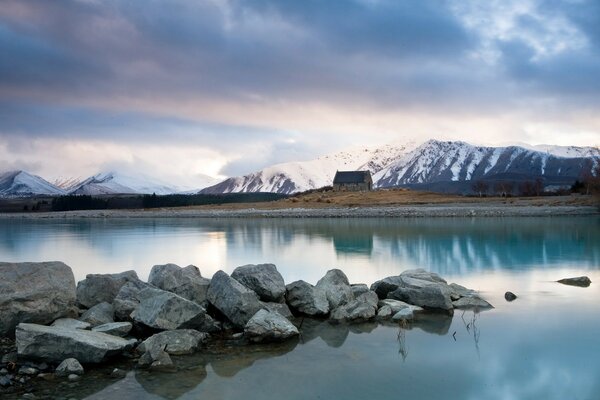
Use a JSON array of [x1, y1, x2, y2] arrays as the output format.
[[493, 181, 514, 197], [472, 181, 489, 197]]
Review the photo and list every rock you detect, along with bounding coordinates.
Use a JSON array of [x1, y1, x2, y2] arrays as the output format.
[[504, 291, 517, 301], [0, 262, 76, 337], [399, 269, 447, 289], [261, 302, 294, 319], [2, 351, 17, 364], [452, 296, 493, 309], [448, 283, 477, 301], [351, 284, 370, 297], [330, 291, 379, 322], [148, 264, 210, 305], [244, 309, 299, 343], [37, 372, 54, 381], [376, 299, 414, 320], [138, 343, 176, 372], [68, 373, 80, 382], [557, 276, 592, 287], [79, 302, 114, 327], [231, 263, 286, 302], [137, 330, 209, 355], [51, 318, 91, 330], [55, 358, 84, 377], [132, 288, 214, 331], [16, 323, 136, 363], [316, 269, 354, 309], [285, 280, 329, 316], [0, 375, 10, 387], [113, 280, 154, 321], [388, 285, 453, 311], [207, 270, 263, 329], [376, 305, 394, 319], [76, 270, 140, 309], [18, 366, 38, 376], [0, 368, 7, 375], [392, 306, 423, 322], [370, 276, 404, 299], [91, 322, 132, 337], [110, 368, 127, 379]]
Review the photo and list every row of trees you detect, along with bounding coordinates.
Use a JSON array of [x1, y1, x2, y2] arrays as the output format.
[[471, 179, 544, 197]]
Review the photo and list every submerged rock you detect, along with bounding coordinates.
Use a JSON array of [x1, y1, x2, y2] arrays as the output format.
[[55, 358, 84, 377], [244, 309, 299, 343], [504, 291, 518, 301], [285, 280, 329, 316], [316, 269, 355, 309], [207, 270, 263, 329], [92, 322, 132, 337], [51, 318, 91, 330], [132, 288, 213, 331], [76, 270, 140, 309], [557, 276, 591, 287], [452, 296, 494, 309], [79, 302, 114, 327], [138, 329, 209, 355], [16, 323, 135, 363], [231, 263, 286, 303], [0, 261, 76, 337], [148, 264, 210, 305]]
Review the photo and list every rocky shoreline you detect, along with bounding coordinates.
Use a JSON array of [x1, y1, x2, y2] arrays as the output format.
[[0, 203, 597, 219], [0, 261, 495, 397]]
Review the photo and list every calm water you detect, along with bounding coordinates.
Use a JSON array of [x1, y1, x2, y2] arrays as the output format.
[[1, 216, 599, 400]]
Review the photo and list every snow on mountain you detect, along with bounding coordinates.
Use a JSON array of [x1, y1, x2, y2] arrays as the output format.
[[68, 171, 186, 195], [200, 142, 416, 194], [202, 139, 600, 194], [0, 170, 66, 197]]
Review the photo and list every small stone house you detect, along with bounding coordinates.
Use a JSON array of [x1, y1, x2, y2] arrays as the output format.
[[332, 171, 373, 192]]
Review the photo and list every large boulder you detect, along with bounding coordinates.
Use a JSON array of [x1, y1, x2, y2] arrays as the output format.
[[113, 280, 154, 321], [92, 322, 132, 337], [231, 264, 286, 303], [79, 302, 114, 327], [76, 270, 140, 309], [132, 288, 214, 331], [285, 280, 329, 316], [16, 323, 135, 363], [315, 269, 354, 309], [387, 285, 453, 311], [399, 269, 447, 289], [51, 318, 91, 330], [148, 264, 210, 305], [244, 309, 299, 343], [0, 262, 76, 337], [207, 270, 263, 329], [330, 291, 379, 322], [137, 329, 209, 355], [261, 302, 294, 320], [370, 276, 404, 299]]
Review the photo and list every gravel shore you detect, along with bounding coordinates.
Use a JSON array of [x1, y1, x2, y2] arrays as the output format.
[[1, 203, 597, 219]]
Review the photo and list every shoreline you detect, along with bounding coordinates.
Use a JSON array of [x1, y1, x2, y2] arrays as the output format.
[[0, 203, 597, 219]]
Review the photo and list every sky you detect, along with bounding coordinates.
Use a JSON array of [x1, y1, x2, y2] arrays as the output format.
[[1, 0, 600, 187]]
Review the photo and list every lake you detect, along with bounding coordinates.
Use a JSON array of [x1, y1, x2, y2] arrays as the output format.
[[1, 216, 599, 399]]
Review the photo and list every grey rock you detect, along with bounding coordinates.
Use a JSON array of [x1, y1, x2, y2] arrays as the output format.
[[388, 285, 453, 311], [16, 323, 136, 363], [392, 306, 423, 322], [370, 276, 404, 299], [557, 276, 592, 287], [110, 368, 127, 379], [376, 305, 394, 319], [68, 373, 80, 382], [148, 264, 210, 304], [452, 296, 494, 309], [504, 291, 517, 301], [0, 375, 11, 387], [207, 270, 263, 329], [91, 322, 132, 337], [350, 284, 370, 297], [377, 299, 414, 313], [79, 302, 114, 327], [0, 262, 76, 337], [138, 330, 209, 355], [51, 318, 91, 330], [76, 270, 140, 309], [316, 269, 354, 309], [18, 366, 38, 376], [261, 302, 294, 319], [132, 288, 213, 331], [399, 269, 447, 289], [1, 351, 17, 364], [55, 358, 84, 377], [0, 368, 7, 375], [138, 342, 175, 372], [448, 283, 477, 300], [285, 280, 329, 316], [231, 263, 286, 302], [113, 280, 154, 321], [330, 291, 378, 322], [244, 309, 299, 343]]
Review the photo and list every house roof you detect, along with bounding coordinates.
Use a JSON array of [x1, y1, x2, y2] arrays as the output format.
[[333, 170, 372, 184]]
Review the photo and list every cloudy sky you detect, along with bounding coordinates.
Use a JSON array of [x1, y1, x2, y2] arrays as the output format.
[[1, 0, 599, 186]]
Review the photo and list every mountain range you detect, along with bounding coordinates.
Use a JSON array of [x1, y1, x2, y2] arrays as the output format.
[[1, 139, 598, 198]]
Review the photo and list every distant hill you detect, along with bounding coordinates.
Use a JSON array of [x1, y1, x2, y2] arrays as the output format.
[[0, 170, 66, 197]]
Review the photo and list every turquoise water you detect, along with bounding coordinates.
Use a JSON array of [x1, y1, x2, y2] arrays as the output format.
[[1, 217, 599, 399]]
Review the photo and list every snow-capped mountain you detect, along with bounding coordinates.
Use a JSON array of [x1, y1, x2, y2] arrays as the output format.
[[68, 172, 184, 195], [200, 142, 417, 194], [202, 140, 600, 194], [0, 170, 66, 197]]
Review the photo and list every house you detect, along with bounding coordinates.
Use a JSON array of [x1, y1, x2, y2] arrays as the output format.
[[332, 170, 373, 192]]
